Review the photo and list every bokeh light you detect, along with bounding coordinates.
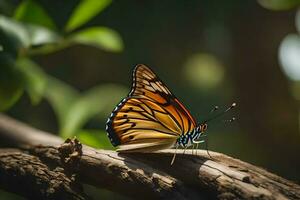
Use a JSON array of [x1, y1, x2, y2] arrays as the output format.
[[257, 0, 300, 11], [184, 53, 225, 90], [279, 34, 300, 81]]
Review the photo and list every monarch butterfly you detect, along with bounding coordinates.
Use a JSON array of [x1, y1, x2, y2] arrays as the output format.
[[106, 64, 235, 164]]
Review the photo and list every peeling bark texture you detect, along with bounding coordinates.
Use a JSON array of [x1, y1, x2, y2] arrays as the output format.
[[0, 114, 299, 200], [0, 149, 89, 200]]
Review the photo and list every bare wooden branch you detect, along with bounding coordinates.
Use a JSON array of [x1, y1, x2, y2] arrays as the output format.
[[0, 148, 89, 200], [0, 114, 299, 200]]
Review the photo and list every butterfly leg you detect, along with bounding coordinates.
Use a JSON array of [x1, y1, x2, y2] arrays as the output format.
[[182, 145, 188, 155], [192, 135, 212, 159], [193, 139, 204, 156], [195, 143, 199, 156], [192, 138, 205, 144], [192, 144, 195, 156], [204, 135, 212, 159], [197, 134, 212, 159], [171, 144, 179, 165]]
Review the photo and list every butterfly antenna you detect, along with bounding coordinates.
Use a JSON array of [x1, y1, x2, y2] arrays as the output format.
[[203, 102, 236, 124], [223, 117, 236, 123], [210, 105, 219, 113], [171, 144, 179, 165]]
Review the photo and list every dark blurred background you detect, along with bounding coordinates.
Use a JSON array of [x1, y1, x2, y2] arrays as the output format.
[[1, 0, 300, 199]]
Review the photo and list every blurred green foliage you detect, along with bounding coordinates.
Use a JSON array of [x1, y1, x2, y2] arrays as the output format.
[[0, 54, 23, 111], [83, 184, 130, 200], [0, 0, 124, 148], [0, 189, 24, 200], [45, 79, 126, 138], [257, 0, 300, 10], [14, 0, 57, 30], [263, 1, 300, 103], [65, 0, 112, 32], [77, 129, 115, 149], [70, 27, 123, 52]]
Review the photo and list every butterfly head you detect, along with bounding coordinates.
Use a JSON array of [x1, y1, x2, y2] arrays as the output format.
[[200, 123, 208, 132], [196, 123, 208, 134]]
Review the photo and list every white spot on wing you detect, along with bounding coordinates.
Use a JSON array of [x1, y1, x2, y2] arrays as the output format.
[[158, 82, 169, 94], [150, 82, 161, 92]]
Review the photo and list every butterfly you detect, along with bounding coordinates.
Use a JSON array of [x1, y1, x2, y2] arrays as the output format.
[[106, 64, 235, 164]]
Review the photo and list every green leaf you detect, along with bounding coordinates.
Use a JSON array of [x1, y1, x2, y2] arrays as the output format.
[[44, 76, 80, 129], [77, 129, 114, 149], [14, 0, 57, 30], [0, 53, 24, 111], [0, 25, 20, 58], [60, 84, 127, 138], [0, 15, 30, 50], [16, 58, 47, 105], [65, 0, 112, 32], [0, 15, 61, 55], [70, 27, 123, 52], [44, 76, 127, 138], [257, 0, 300, 10], [25, 24, 61, 46]]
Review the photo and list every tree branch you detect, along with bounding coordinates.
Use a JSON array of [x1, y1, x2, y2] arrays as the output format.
[[0, 114, 299, 200], [0, 148, 89, 200]]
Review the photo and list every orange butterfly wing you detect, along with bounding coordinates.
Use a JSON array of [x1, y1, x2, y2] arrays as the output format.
[[106, 64, 196, 152]]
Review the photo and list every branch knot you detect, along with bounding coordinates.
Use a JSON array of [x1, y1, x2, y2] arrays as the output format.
[[58, 137, 82, 171]]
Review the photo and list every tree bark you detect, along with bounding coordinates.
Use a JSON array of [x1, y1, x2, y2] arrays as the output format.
[[0, 149, 89, 200], [0, 114, 299, 200]]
